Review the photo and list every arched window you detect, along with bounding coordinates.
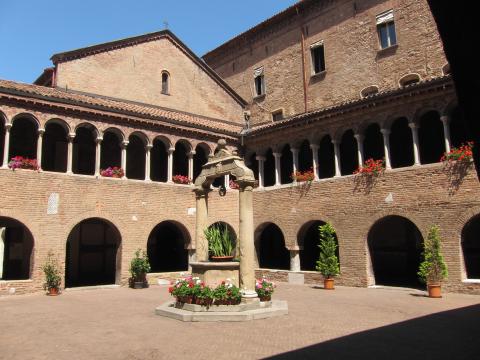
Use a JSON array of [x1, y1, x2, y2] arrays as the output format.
[[193, 144, 209, 181], [161, 71, 170, 95], [100, 130, 122, 170], [340, 130, 358, 175], [264, 149, 275, 187], [363, 123, 384, 161], [73, 125, 96, 175], [151, 138, 169, 182], [318, 135, 335, 179], [418, 111, 445, 164], [298, 140, 312, 173], [390, 117, 414, 168], [9, 116, 38, 160], [399, 73, 421, 88], [0, 116, 6, 167], [126, 133, 146, 180], [42, 121, 68, 172], [280, 144, 293, 184]]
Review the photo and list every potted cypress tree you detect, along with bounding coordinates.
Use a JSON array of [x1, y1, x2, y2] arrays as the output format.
[[42, 250, 62, 296], [316, 222, 340, 290], [418, 225, 448, 298], [129, 249, 151, 289]]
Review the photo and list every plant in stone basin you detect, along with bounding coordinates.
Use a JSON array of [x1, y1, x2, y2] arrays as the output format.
[[129, 249, 151, 288], [316, 222, 340, 290], [42, 250, 62, 295], [418, 225, 448, 298], [205, 223, 234, 259]]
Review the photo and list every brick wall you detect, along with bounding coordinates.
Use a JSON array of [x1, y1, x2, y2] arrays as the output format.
[[205, 0, 447, 125]]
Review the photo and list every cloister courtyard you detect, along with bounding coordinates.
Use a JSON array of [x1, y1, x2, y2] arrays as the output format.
[[1, 283, 479, 359]]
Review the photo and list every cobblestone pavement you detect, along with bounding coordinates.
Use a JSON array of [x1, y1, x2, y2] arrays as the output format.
[[1, 284, 479, 360]]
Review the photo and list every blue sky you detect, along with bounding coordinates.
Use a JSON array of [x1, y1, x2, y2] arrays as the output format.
[[0, 0, 297, 83]]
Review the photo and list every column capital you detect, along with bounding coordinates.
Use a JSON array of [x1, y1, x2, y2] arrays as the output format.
[[121, 140, 129, 148], [255, 155, 266, 161], [408, 122, 419, 130], [290, 147, 299, 154], [309, 143, 319, 150], [187, 151, 195, 159], [353, 133, 364, 142], [272, 152, 282, 158], [95, 136, 103, 144], [145, 144, 153, 150], [38, 128, 45, 135], [380, 128, 391, 136], [168, 147, 175, 155], [440, 114, 450, 124], [331, 139, 340, 145], [4, 122, 12, 130], [68, 132, 76, 140]]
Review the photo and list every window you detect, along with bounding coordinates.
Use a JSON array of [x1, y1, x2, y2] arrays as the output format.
[[376, 10, 397, 49], [272, 109, 283, 121], [310, 41, 326, 75], [161, 71, 169, 95], [398, 73, 420, 88], [360, 85, 379, 98], [254, 67, 265, 97]]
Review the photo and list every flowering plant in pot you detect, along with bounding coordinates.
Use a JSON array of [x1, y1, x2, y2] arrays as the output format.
[[8, 156, 39, 171], [42, 250, 62, 296], [418, 225, 448, 298], [169, 276, 195, 303], [316, 222, 340, 290], [213, 279, 241, 305], [172, 174, 191, 184], [129, 249, 151, 289], [291, 168, 315, 183], [100, 166, 124, 178], [255, 278, 276, 301], [205, 224, 235, 261]]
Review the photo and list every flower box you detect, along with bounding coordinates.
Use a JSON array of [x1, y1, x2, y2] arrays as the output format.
[[172, 174, 191, 184], [440, 142, 473, 163], [8, 156, 39, 171], [354, 158, 384, 176], [291, 168, 315, 182], [100, 166, 124, 178]]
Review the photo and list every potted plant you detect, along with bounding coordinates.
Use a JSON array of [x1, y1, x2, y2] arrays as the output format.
[[213, 280, 241, 305], [316, 222, 340, 290], [440, 141, 473, 163], [291, 168, 315, 183], [205, 224, 235, 261], [169, 275, 197, 303], [255, 277, 276, 301], [8, 156, 39, 171], [418, 225, 448, 298], [100, 166, 124, 178], [129, 249, 151, 289], [354, 158, 385, 176], [42, 250, 62, 296], [172, 174, 191, 184]]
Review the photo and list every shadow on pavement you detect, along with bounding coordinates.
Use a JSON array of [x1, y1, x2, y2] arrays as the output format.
[[266, 304, 480, 360]]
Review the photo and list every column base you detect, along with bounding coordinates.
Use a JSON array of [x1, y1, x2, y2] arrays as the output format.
[[241, 289, 258, 299]]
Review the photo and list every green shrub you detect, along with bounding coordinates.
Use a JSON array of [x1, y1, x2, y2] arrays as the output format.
[[316, 222, 340, 279], [418, 225, 448, 284], [42, 250, 62, 291], [129, 249, 151, 281], [205, 223, 234, 257]]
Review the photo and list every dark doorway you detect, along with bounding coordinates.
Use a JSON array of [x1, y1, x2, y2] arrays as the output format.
[[9, 117, 38, 160], [65, 218, 121, 287], [151, 139, 168, 182], [256, 223, 290, 270], [419, 111, 445, 164], [462, 214, 480, 279], [126, 134, 146, 180], [318, 135, 335, 179], [390, 118, 414, 168], [340, 130, 358, 175], [0, 217, 33, 280], [147, 221, 189, 272], [73, 125, 96, 175], [368, 216, 423, 288], [42, 122, 68, 172], [100, 131, 122, 170], [299, 220, 339, 271]]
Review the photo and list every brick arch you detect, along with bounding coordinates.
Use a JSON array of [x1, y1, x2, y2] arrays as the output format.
[[102, 127, 125, 142], [146, 218, 193, 249], [45, 118, 71, 133], [153, 134, 172, 149], [74, 122, 99, 137], [295, 218, 341, 249], [413, 106, 442, 123], [174, 138, 193, 152], [128, 130, 149, 145], [0, 109, 9, 125], [254, 222, 290, 270], [194, 141, 213, 156], [11, 112, 40, 128], [457, 207, 480, 280], [366, 211, 427, 240]]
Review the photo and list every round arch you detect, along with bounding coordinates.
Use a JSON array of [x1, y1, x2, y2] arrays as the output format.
[[73, 123, 97, 175], [462, 214, 480, 279], [367, 215, 423, 288], [42, 120, 69, 172], [147, 220, 191, 272], [0, 216, 34, 280], [126, 132, 147, 180], [255, 222, 290, 270], [9, 114, 39, 160], [65, 217, 122, 287], [101, 128, 123, 170]]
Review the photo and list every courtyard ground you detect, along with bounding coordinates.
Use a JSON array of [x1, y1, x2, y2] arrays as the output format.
[[0, 283, 479, 360]]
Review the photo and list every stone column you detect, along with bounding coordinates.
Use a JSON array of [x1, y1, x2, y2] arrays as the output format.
[[121, 140, 128, 178], [2, 123, 12, 168], [94, 136, 103, 176], [66, 132, 75, 174], [188, 151, 195, 181], [225, 174, 230, 189], [291, 147, 299, 177], [310, 144, 320, 180], [380, 128, 392, 169], [408, 122, 421, 165], [145, 144, 152, 181], [36, 128, 45, 170], [354, 133, 364, 166], [194, 189, 209, 262], [290, 250, 301, 272], [440, 115, 451, 153], [238, 182, 257, 298], [167, 147, 174, 183], [255, 155, 266, 188], [188, 249, 196, 271], [332, 139, 341, 177], [0, 227, 5, 278], [273, 152, 282, 186]]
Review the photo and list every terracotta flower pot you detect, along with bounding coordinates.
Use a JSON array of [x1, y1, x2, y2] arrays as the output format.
[[47, 287, 59, 296], [259, 295, 271, 302], [324, 278, 335, 290], [427, 284, 442, 298], [210, 256, 234, 262]]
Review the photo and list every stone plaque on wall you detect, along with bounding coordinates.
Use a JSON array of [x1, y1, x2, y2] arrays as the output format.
[[47, 193, 59, 215]]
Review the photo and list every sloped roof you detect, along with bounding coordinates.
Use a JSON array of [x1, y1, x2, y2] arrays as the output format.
[[0, 79, 243, 135], [50, 29, 246, 106]]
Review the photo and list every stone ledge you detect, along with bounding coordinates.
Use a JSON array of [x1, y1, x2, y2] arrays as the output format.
[[155, 300, 288, 322]]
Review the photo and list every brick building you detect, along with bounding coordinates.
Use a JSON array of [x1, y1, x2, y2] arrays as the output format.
[[1, 0, 479, 295]]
